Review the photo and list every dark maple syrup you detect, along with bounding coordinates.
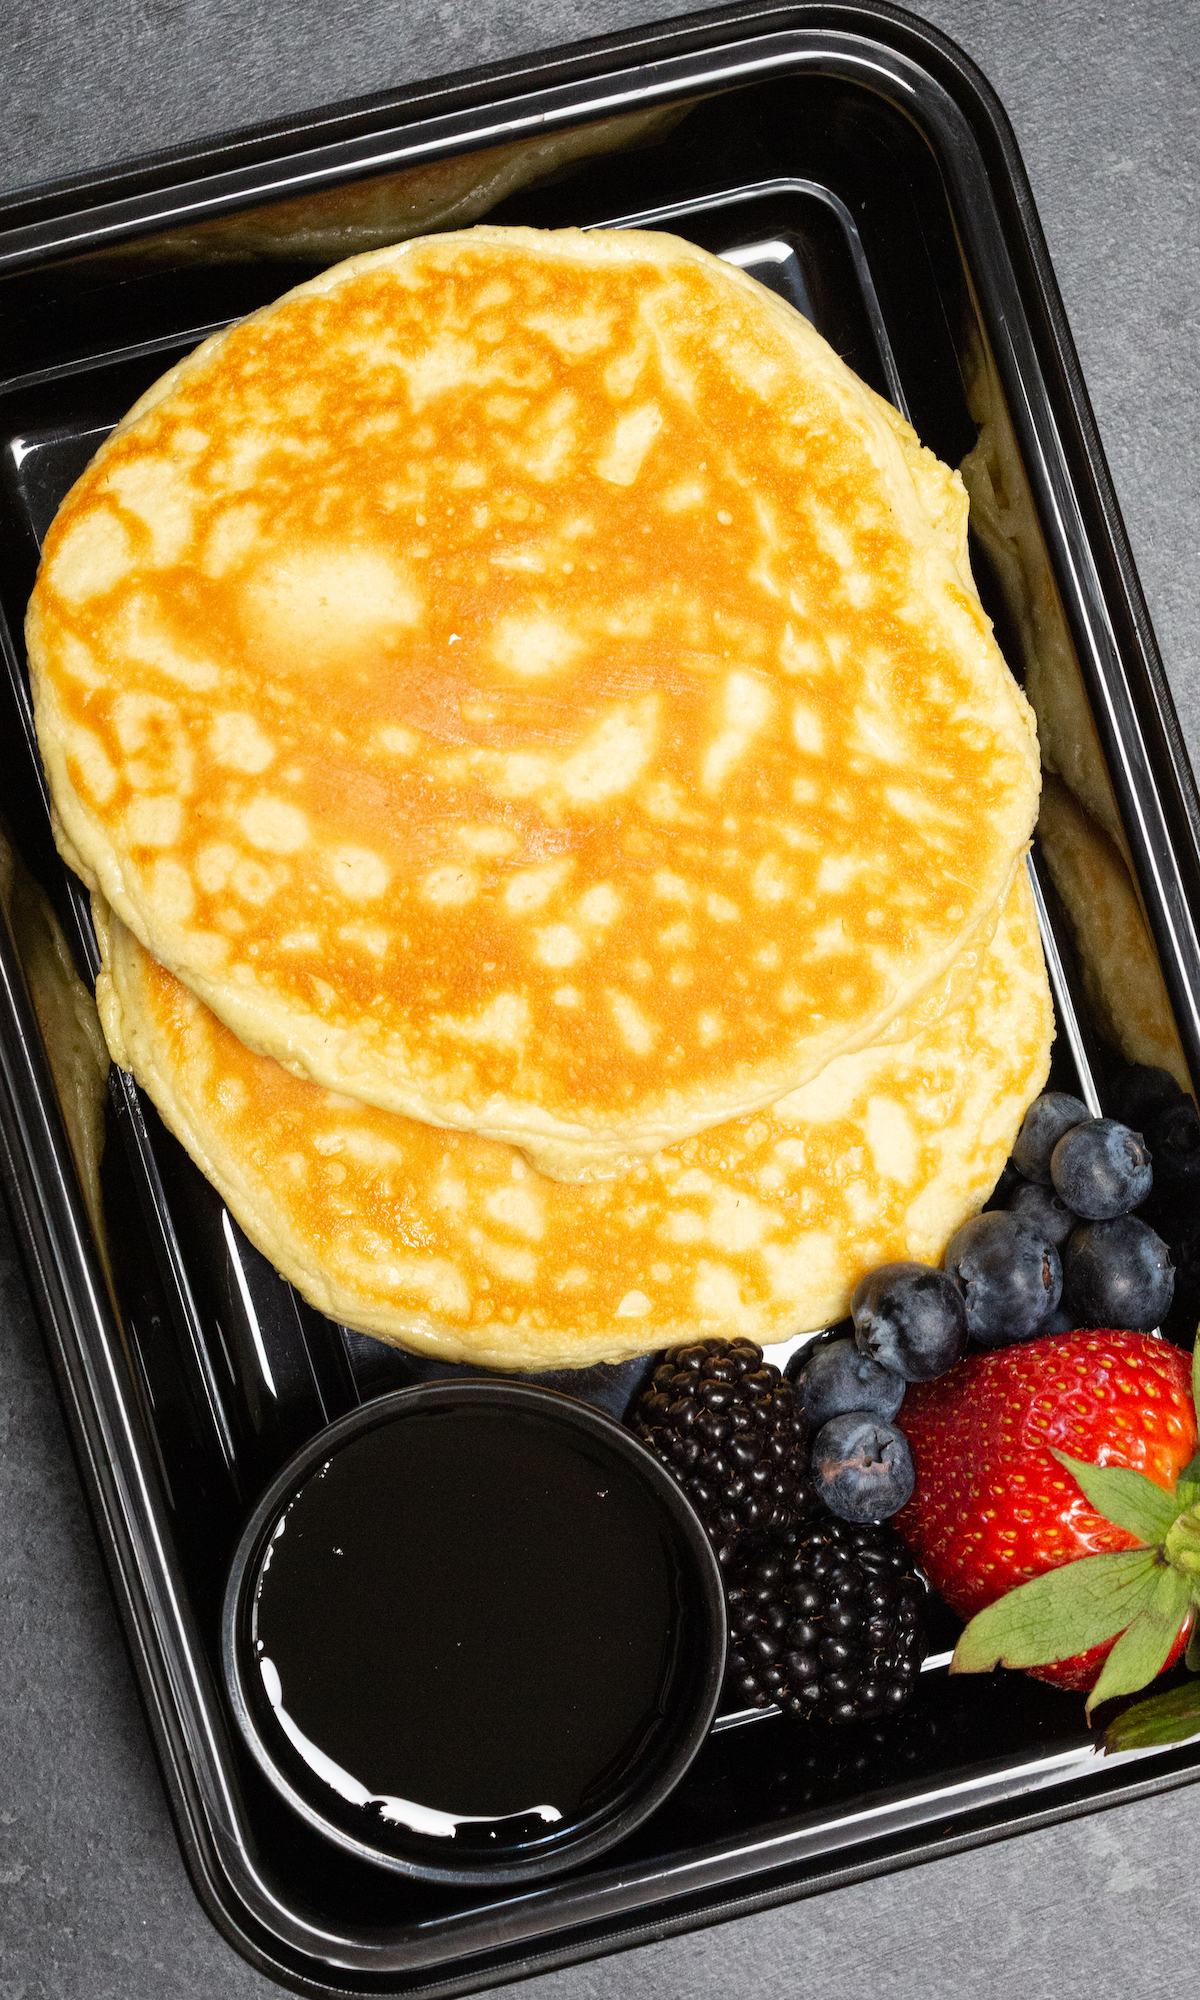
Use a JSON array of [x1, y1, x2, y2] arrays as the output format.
[[245, 1397, 702, 1866]]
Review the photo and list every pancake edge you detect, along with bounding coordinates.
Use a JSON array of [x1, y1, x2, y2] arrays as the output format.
[[91, 875, 1054, 1372]]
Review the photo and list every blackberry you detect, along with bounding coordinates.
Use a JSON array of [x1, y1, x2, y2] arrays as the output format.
[[724, 1515, 926, 1725], [629, 1339, 812, 1566]]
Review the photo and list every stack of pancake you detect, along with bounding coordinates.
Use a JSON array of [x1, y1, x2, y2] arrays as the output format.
[[27, 226, 1052, 1369]]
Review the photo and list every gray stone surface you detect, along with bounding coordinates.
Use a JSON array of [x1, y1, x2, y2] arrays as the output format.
[[2, 1, 1199, 1994]]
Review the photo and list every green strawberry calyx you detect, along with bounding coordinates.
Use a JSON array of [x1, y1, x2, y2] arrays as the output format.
[[950, 1450, 1199, 1719], [951, 1332, 1200, 1740]]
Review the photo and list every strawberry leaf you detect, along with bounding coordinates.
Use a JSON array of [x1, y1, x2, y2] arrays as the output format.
[[951, 1549, 1159, 1674], [1104, 1677, 1200, 1754], [1175, 1450, 1200, 1512], [1188, 1618, 1200, 1673], [1084, 1566, 1192, 1715], [1049, 1450, 1180, 1546]]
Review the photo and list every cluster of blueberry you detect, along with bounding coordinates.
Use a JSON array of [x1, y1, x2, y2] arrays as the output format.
[[1114, 1065, 1200, 1342], [788, 1264, 964, 1526], [789, 1084, 1180, 1528], [988, 1091, 1174, 1334]]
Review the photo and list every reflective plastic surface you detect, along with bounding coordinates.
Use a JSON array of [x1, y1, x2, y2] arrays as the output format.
[[3, 10, 1200, 1994]]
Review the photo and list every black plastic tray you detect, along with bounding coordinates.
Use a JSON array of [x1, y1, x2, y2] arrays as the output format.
[[5, 5, 1200, 1994]]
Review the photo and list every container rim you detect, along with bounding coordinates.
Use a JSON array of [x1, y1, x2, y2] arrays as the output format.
[[0, 1, 976, 257], [5, 5, 1200, 1994]]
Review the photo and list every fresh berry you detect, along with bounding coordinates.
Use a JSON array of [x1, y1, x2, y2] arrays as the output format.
[[1050, 1117, 1153, 1219], [796, 1338, 905, 1428], [1142, 1097, 1200, 1206], [983, 1161, 1023, 1213], [1010, 1092, 1090, 1183], [723, 1515, 926, 1723], [629, 1339, 812, 1566], [1107, 1062, 1185, 1131], [784, 1319, 853, 1381], [943, 1211, 1061, 1345], [1039, 1306, 1077, 1336], [1150, 1211, 1200, 1350], [893, 1330, 1197, 1701], [851, 1263, 967, 1381], [1061, 1216, 1174, 1331], [810, 1413, 915, 1522], [1006, 1177, 1077, 1248]]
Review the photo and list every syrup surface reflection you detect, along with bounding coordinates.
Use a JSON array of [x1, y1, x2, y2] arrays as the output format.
[[246, 1404, 685, 1857], [255, 1654, 562, 1837]]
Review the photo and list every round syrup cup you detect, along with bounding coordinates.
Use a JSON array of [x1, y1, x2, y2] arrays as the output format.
[[221, 1379, 726, 1886]]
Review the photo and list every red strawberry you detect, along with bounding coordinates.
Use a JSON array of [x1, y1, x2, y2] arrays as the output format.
[[893, 1329, 1199, 1704]]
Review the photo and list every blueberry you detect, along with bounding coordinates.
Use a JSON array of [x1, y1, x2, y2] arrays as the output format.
[[1005, 1178, 1077, 1248], [851, 1263, 967, 1381], [796, 1338, 906, 1428], [1107, 1063, 1185, 1131], [944, 1212, 1062, 1345], [983, 1161, 1024, 1214], [1142, 1098, 1200, 1204], [1050, 1118, 1153, 1219], [1156, 1214, 1200, 1346], [810, 1413, 915, 1523], [783, 1321, 850, 1392], [1010, 1093, 1090, 1184], [1039, 1306, 1077, 1337], [1062, 1216, 1175, 1331]]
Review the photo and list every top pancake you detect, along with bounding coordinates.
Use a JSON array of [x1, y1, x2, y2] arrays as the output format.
[[28, 225, 1040, 1177]]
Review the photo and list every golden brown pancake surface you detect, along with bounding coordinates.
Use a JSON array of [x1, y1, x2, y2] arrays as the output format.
[[94, 872, 1053, 1370], [30, 227, 1040, 1175]]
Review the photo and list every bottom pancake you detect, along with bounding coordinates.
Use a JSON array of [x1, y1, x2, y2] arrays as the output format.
[[93, 874, 1053, 1370]]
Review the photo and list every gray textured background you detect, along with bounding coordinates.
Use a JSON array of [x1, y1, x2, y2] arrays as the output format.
[[2, 2, 1199, 1994]]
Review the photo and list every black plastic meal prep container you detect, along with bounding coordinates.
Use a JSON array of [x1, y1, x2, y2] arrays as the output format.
[[4, 3, 1200, 1992]]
